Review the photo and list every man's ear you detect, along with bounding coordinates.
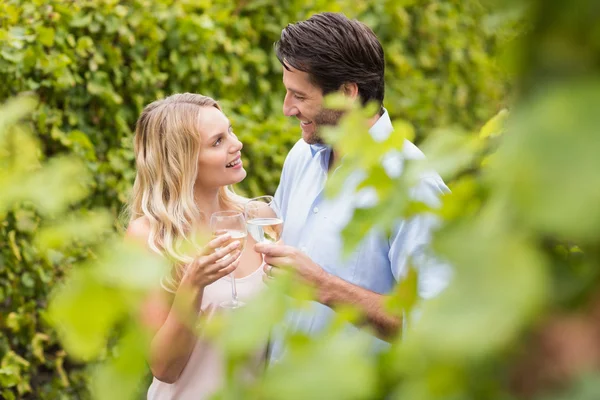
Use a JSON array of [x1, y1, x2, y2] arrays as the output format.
[[340, 82, 359, 100]]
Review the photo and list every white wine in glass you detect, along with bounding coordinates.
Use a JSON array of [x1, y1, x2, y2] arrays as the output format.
[[212, 229, 248, 253], [244, 196, 283, 244], [210, 211, 247, 309], [246, 217, 283, 243]]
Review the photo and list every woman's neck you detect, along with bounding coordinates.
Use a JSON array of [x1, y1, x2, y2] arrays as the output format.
[[194, 186, 222, 219]]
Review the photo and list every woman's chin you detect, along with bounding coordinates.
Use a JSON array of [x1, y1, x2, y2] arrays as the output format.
[[230, 167, 247, 184], [214, 167, 246, 187]]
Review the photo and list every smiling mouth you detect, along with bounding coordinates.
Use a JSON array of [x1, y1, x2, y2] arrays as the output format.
[[300, 121, 313, 126], [226, 158, 241, 168]]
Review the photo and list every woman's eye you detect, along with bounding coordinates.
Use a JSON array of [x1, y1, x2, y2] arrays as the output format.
[[213, 138, 222, 146]]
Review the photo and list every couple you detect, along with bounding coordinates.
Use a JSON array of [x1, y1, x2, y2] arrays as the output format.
[[126, 12, 449, 400]]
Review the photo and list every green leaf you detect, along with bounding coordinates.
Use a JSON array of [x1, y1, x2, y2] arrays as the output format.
[[479, 108, 509, 139], [388, 119, 414, 146], [31, 333, 49, 363], [357, 165, 395, 199], [37, 26, 55, 47], [89, 324, 150, 400], [47, 269, 126, 360], [14, 209, 38, 233], [8, 231, 21, 261], [323, 92, 355, 111], [0, 96, 37, 134], [406, 209, 548, 360], [35, 210, 113, 250], [93, 240, 168, 290], [417, 128, 481, 181], [258, 332, 377, 400], [208, 286, 288, 359], [70, 14, 92, 28], [386, 261, 418, 317], [489, 80, 600, 241], [6, 312, 20, 332], [3, 156, 91, 215]]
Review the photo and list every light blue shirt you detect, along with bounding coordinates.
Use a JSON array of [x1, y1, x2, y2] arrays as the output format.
[[270, 109, 450, 360]]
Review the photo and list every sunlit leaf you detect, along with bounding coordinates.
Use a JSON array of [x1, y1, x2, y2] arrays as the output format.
[[385, 261, 418, 317], [0, 96, 37, 134], [417, 129, 481, 181], [479, 108, 509, 139], [257, 332, 377, 400], [406, 206, 548, 360], [35, 210, 114, 250], [94, 240, 168, 290], [47, 269, 126, 360], [489, 81, 600, 241], [2, 156, 91, 215], [89, 324, 151, 400]]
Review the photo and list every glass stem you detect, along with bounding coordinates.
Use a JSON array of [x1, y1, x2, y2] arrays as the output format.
[[230, 272, 238, 305]]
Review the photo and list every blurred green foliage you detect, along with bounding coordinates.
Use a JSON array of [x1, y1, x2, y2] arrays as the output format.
[[315, 0, 600, 399], [0, 95, 167, 400], [214, 0, 600, 398], [1, 0, 514, 399]]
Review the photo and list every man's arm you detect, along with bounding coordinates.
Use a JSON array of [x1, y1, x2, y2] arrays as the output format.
[[317, 272, 401, 339], [256, 179, 450, 340], [256, 243, 402, 340]]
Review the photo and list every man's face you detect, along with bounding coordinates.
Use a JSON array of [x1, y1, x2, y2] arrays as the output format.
[[282, 64, 343, 145]]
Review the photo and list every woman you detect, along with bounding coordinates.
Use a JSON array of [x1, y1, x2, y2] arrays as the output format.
[[125, 93, 265, 399]]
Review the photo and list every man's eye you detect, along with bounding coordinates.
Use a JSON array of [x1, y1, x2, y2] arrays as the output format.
[[294, 95, 305, 101]]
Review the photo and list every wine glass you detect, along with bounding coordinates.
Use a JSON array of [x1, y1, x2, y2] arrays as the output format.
[[244, 197, 282, 365], [210, 211, 247, 309], [245, 195, 283, 248]]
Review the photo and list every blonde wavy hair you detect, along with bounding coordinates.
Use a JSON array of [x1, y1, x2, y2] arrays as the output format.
[[127, 93, 243, 287]]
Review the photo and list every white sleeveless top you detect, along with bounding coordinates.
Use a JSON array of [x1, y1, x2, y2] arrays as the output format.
[[147, 265, 266, 400]]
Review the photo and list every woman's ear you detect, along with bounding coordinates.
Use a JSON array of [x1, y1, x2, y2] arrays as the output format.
[[340, 82, 359, 100]]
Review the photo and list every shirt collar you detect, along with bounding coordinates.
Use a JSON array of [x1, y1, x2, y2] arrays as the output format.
[[369, 108, 393, 142], [309, 107, 393, 158], [309, 143, 329, 158]]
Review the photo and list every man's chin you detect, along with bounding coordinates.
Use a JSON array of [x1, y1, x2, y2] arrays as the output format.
[[302, 131, 325, 145]]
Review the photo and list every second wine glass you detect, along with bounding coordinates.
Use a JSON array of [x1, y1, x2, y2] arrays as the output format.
[[209, 210, 247, 309], [244, 196, 283, 244]]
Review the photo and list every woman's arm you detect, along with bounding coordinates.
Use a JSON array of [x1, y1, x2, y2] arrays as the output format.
[[127, 218, 240, 383], [146, 277, 205, 383]]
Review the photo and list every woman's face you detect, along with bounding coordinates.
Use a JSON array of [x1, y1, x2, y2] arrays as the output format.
[[195, 106, 246, 189]]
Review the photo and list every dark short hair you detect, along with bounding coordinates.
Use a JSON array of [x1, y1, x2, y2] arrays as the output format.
[[275, 12, 385, 109]]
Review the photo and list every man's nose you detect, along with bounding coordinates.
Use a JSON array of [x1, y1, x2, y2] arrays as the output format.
[[283, 93, 298, 117]]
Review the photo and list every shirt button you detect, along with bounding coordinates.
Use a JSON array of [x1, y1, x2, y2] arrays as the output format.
[[313, 207, 319, 213]]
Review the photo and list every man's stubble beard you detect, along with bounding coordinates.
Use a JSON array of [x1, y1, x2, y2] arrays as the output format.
[[304, 108, 345, 145]]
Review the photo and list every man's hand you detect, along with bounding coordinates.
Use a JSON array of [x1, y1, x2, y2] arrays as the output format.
[[254, 243, 329, 287], [255, 242, 401, 339]]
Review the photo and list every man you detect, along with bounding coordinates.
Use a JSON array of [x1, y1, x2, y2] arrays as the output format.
[[255, 12, 450, 360]]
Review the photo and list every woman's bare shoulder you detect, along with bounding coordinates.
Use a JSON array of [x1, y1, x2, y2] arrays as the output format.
[[126, 216, 152, 245]]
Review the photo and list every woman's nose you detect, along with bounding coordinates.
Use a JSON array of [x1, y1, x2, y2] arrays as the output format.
[[231, 135, 243, 152]]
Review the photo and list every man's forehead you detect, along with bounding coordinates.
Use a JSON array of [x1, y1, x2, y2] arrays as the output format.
[[282, 65, 317, 94], [282, 59, 300, 73]]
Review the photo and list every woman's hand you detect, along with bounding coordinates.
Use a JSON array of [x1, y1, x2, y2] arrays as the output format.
[[180, 234, 241, 290]]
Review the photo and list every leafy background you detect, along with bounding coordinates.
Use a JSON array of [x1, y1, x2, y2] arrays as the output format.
[[5, 0, 598, 399]]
